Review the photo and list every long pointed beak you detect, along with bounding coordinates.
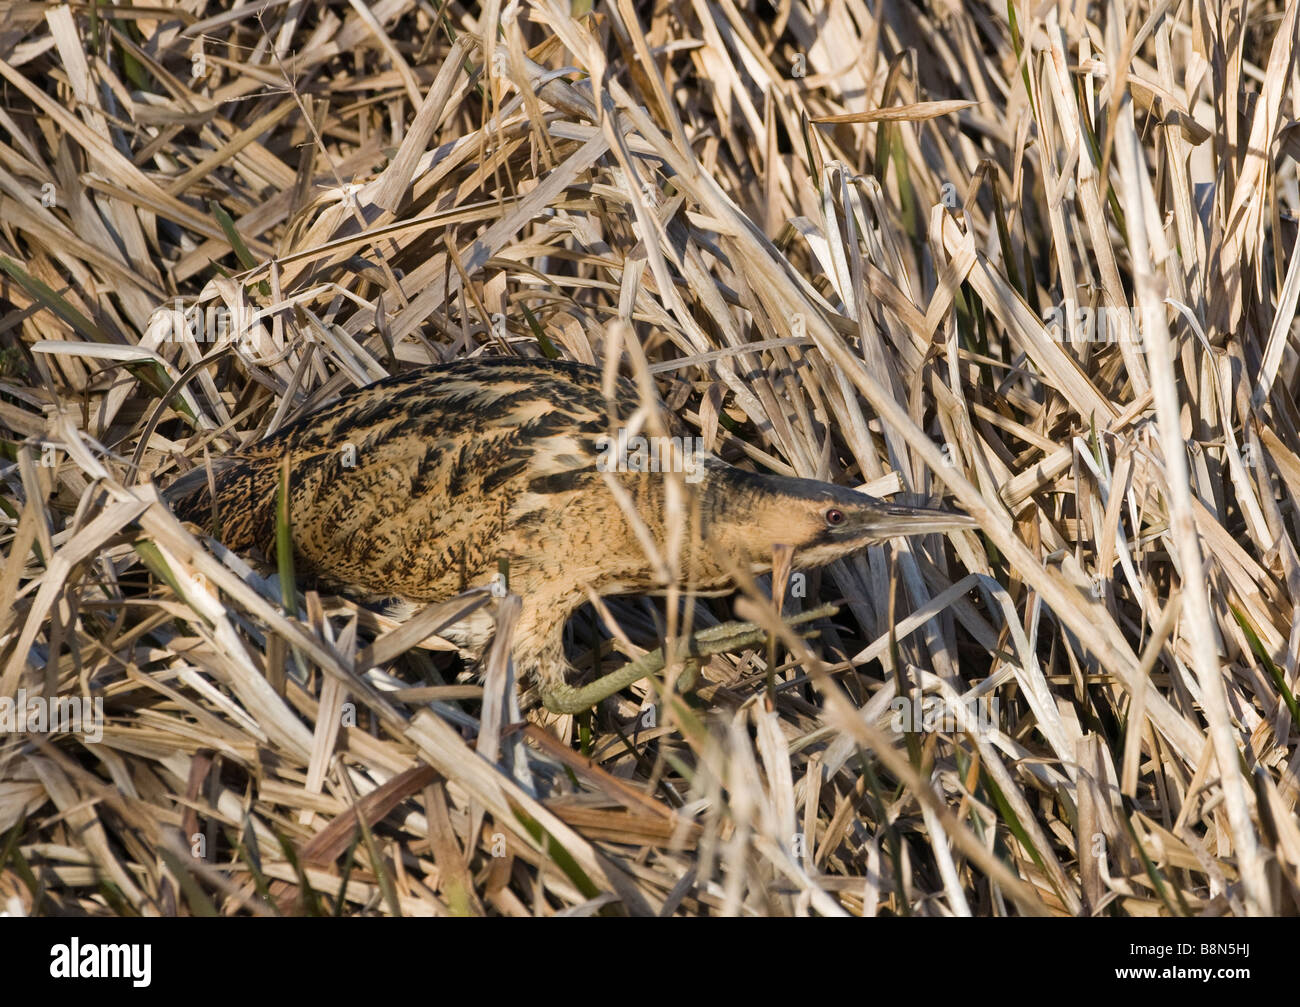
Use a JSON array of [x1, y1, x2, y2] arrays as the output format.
[[866, 502, 979, 538]]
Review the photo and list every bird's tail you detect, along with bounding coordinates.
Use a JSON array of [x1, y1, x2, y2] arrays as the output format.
[[163, 455, 269, 551]]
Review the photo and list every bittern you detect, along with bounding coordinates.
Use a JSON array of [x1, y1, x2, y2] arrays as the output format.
[[166, 357, 976, 712]]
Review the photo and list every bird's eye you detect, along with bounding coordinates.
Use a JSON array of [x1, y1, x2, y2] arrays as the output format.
[[825, 508, 845, 527]]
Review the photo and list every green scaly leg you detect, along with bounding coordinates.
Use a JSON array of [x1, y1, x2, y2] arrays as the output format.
[[542, 603, 837, 714]]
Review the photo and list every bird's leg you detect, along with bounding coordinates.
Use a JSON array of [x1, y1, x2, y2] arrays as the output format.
[[675, 657, 700, 693], [541, 603, 837, 714]]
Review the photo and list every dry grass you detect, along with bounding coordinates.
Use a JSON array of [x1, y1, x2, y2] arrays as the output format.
[[1, 0, 1299, 916]]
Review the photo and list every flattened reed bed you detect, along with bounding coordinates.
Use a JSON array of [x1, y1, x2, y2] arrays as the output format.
[[1, 0, 1299, 916]]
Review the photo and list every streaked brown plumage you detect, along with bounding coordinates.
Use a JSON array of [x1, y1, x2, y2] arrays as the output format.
[[167, 357, 975, 708]]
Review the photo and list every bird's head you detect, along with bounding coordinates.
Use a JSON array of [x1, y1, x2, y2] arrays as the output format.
[[699, 458, 977, 571]]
